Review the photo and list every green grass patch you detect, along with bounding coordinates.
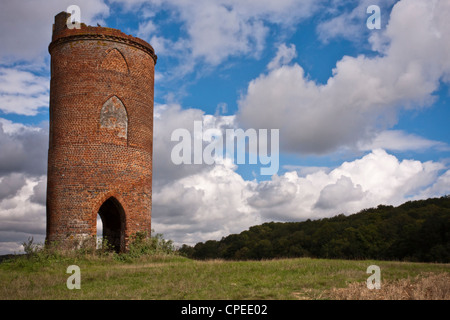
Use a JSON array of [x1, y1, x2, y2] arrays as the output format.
[[1, 253, 448, 300]]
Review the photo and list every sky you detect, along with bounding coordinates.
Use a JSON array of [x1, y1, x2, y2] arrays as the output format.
[[0, 0, 449, 254]]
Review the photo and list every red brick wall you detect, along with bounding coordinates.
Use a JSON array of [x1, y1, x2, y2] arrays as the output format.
[[46, 12, 156, 251]]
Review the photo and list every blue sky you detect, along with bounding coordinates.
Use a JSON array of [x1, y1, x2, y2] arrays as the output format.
[[0, 0, 449, 253]]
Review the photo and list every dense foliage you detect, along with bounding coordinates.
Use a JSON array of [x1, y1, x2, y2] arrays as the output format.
[[179, 196, 450, 262]]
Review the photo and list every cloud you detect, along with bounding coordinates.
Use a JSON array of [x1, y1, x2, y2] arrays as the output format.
[[153, 144, 449, 247], [181, 1, 268, 65], [153, 103, 209, 185], [29, 177, 47, 206], [314, 176, 366, 210], [0, 119, 48, 254], [0, 175, 46, 254], [358, 130, 449, 152], [267, 43, 297, 71], [137, 20, 158, 40], [152, 159, 260, 246], [237, 0, 450, 155], [419, 169, 450, 199], [151, 102, 449, 246], [0, 173, 27, 200], [112, 0, 319, 69], [247, 149, 447, 222], [1, 109, 449, 253], [0, 67, 50, 115], [152, 105, 258, 245], [282, 165, 331, 177], [0, 0, 109, 65], [153, 103, 237, 185], [316, 0, 397, 44], [0, 120, 48, 176]]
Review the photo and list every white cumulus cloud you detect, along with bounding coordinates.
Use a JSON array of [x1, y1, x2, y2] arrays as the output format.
[[150, 106, 449, 246], [237, 0, 450, 155], [0, 68, 50, 116], [0, 0, 109, 64]]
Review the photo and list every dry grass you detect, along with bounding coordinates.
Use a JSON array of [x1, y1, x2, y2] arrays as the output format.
[[328, 272, 450, 300], [1, 255, 449, 300]]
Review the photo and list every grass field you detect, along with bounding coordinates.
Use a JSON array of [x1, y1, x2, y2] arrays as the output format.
[[0, 252, 449, 300]]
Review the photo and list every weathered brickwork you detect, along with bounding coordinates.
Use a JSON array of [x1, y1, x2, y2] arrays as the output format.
[[46, 12, 156, 252]]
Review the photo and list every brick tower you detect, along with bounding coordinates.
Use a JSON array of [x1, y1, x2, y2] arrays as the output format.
[[46, 12, 157, 252]]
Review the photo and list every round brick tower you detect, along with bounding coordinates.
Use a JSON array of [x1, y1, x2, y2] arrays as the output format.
[[46, 12, 157, 252]]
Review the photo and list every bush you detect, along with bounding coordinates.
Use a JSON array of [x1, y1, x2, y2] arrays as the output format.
[[22, 237, 43, 256], [121, 231, 176, 261], [3, 231, 178, 269]]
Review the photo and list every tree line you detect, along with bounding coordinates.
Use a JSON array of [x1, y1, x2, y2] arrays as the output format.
[[179, 196, 450, 263]]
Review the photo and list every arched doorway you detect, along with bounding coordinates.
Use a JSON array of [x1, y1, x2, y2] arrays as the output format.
[[97, 197, 125, 252]]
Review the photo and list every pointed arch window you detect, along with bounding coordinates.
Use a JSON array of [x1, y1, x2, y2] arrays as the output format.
[[101, 48, 129, 74], [100, 95, 128, 139]]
